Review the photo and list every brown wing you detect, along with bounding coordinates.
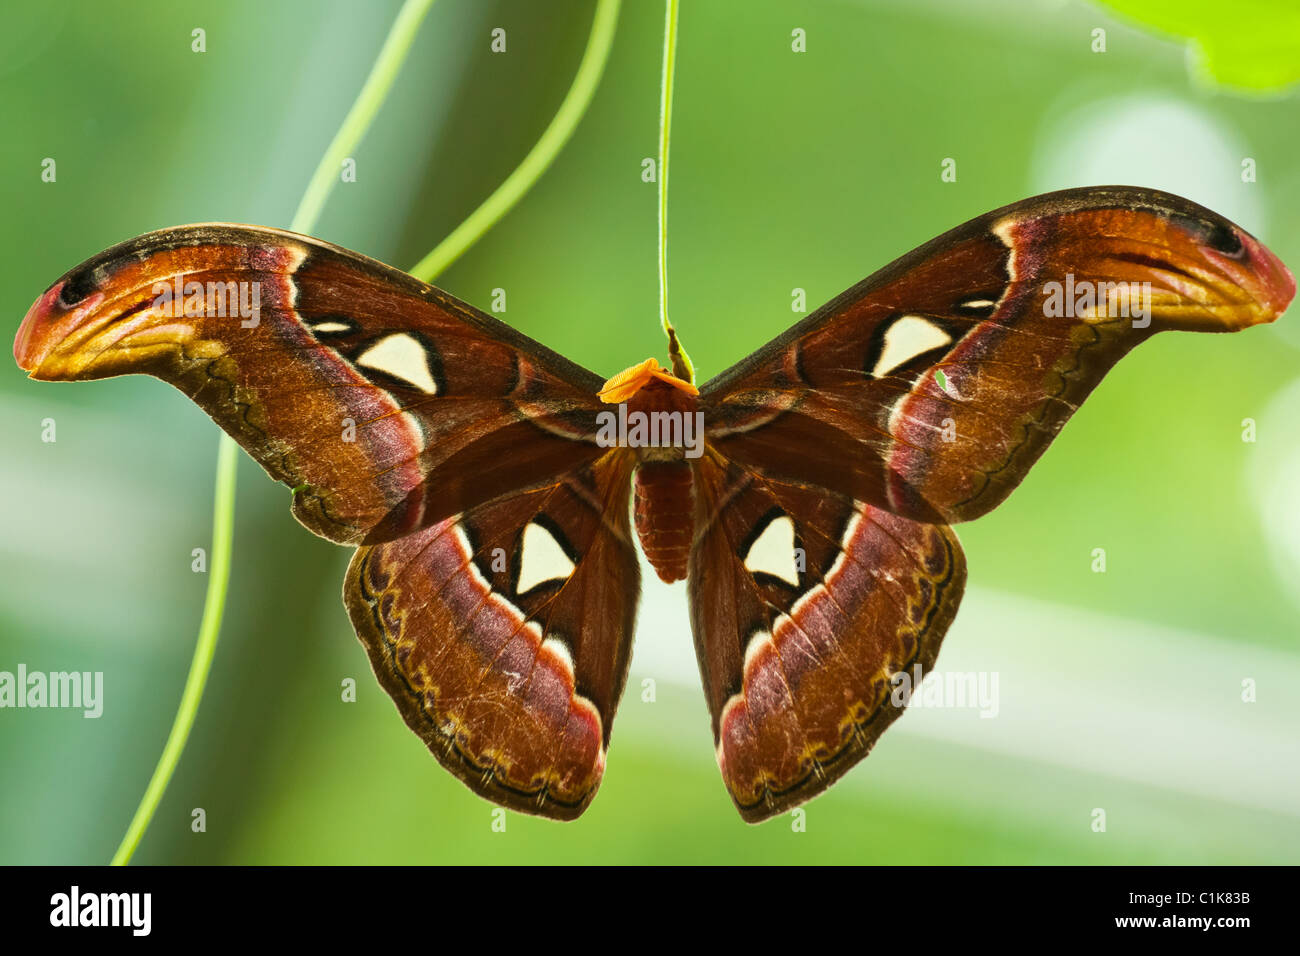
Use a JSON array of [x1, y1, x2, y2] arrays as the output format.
[[14, 224, 608, 545], [345, 450, 639, 820], [688, 449, 966, 822], [701, 186, 1294, 524]]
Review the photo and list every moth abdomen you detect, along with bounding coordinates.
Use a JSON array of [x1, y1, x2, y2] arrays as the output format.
[[634, 460, 694, 583]]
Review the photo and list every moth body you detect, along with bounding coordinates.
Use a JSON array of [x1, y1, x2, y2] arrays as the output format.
[[610, 363, 700, 583], [634, 459, 694, 582]]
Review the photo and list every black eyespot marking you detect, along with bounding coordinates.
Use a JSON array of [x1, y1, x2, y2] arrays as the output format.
[[1170, 212, 1247, 260], [1204, 221, 1245, 259], [57, 266, 103, 309]]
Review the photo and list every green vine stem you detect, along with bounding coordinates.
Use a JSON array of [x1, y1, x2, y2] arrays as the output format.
[[410, 0, 622, 282], [111, 0, 619, 865], [108, 436, 238, 866], [291, 0, 441, 238], [655, 0, 691, 381]]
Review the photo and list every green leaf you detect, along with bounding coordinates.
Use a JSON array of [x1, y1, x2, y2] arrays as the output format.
[[1095, 0, 1300, 93]]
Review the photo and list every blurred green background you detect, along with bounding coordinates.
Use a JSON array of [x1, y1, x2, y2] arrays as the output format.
[[2, 0, 1298, 864]]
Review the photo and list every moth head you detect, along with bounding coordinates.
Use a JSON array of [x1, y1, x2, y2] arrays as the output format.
[[14, 275, 112, 379], [1139, 207, 1295, 332], [1180, 214, 1292, 329], [598, 357, 698, 404], [14, 252, 195, 382], [15, 225, 280, 382]]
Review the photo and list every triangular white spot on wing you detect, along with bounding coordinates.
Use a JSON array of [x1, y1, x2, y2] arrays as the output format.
[[871, 315, 952, 378], [355, 333, 439, 393], [743, 514, 800, 586], [516, 521, 576, 594]]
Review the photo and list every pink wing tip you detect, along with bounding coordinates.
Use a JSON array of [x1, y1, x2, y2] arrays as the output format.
[[13, 282, 64, 372], [1241, 231, 1295, 321]]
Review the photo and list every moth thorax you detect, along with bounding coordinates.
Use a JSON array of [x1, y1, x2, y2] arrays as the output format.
[[634, 461, 694, 584]]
